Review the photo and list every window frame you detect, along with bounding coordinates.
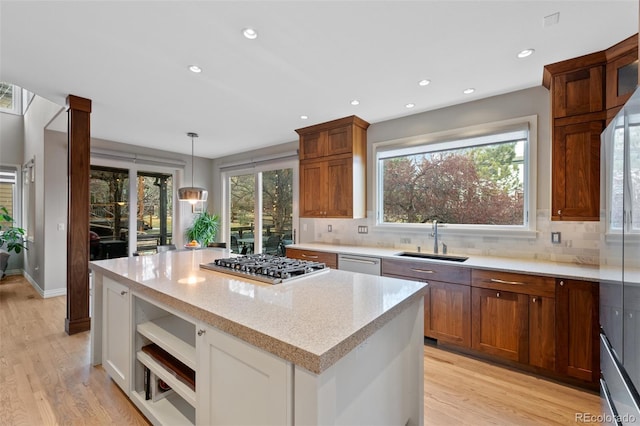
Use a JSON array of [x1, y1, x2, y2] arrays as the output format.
[[221, 157, 298, 254], [0, 82, 22, 115], [373, 115, 538, 237], [90, 155, 180, 256], [0, 165, 21, 229]]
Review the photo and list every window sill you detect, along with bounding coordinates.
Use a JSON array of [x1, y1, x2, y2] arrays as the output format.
[[373, 223, 538, 239]]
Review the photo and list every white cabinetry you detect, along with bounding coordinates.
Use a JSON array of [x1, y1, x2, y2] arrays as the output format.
[[197, 324, 292, 426], [131, 295, 197, 425], [102, 277, 131, 392]]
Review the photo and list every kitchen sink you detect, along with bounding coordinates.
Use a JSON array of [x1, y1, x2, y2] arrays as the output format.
[[395, 252, 469, 262]]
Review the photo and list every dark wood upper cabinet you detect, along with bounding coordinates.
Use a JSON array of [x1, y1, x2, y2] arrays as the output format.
[[606, 35, 639, 111], [296, 115, 369, 218], [543, 35, 638, 222], [551, 65, 604, 118], [551, 120, 602, 221]]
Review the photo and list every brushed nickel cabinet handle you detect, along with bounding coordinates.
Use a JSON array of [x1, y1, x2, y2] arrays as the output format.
[[301, 254, 319, 259], [489, 278, 526, 286], [197, 329, 206, 336], [410, 268, 434, 274]]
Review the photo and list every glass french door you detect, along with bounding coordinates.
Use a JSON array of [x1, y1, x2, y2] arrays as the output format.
[[227, 162, 296, 255]]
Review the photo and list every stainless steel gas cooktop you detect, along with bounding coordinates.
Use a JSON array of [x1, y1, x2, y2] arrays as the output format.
[[200, 253, 329, 284]]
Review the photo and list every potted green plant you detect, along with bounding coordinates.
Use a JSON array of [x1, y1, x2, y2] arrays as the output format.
[[0, 206, 27, 278], [186, 211, 219, 247]]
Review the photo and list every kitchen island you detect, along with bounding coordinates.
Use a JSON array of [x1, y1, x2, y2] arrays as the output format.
[[89, 248, 427, 426]]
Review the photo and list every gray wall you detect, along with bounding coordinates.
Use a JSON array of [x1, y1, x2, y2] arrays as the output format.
[[23, 96, 65, 295]]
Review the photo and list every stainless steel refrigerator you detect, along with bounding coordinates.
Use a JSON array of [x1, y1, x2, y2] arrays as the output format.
[[600, 87, 640, 425]]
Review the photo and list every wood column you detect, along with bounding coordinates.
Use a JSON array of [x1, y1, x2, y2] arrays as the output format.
[[65, 95, 92, 335]]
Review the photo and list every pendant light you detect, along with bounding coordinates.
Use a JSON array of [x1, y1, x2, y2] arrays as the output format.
[[178, 132, 208, 204]]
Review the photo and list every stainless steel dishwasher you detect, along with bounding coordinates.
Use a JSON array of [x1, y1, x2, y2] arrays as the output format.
[[337, 254, 381, 276]]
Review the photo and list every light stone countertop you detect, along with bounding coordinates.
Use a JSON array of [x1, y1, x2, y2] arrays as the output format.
[[288, 243, 601, 282], [89, 248, 427, 374]]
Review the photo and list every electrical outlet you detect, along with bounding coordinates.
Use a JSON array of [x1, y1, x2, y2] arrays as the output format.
[[327, 224, 332, 232], [551, 232, 561, 244], [357, 226, 368, 234]]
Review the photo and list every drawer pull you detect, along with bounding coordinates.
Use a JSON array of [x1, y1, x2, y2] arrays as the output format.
[[489, 278, 526, 286], [532, 297, 537, 303], [340, 257, 378, 265], [197, 329, 206, 336], [120, 290, 128, 296], [496, 292, 501, 298], [301, 254, 319, 259], [410, 268, 434, 274]]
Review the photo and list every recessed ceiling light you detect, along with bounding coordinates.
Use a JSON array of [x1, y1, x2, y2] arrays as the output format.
[[517, 49, 535, 58], [300, 115, 308, 120], [188, 65, 202, 73], [463, 88, 475, 95], [242, 28, 258, 40], [350, 99, 360, 106], [418, 79, 431, 86], [405, 103, 415, 108]]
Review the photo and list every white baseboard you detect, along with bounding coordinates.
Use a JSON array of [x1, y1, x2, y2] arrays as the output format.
[[20, 270, 67, 298]]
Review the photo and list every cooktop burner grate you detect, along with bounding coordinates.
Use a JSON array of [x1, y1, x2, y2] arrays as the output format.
[[200, 253, 329, 284]]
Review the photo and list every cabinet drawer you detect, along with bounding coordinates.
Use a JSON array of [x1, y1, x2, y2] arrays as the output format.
[[381, 259, 470, 285], [286, 248, 338, 269], [472, 269, 555, 298]]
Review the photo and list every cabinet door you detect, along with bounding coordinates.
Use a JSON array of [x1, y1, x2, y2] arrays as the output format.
[[103, 277, 131, 392], [426, 281, 471, 347], [326, 157, 353, 217], [197, 325, 292, 426], [300, 160, 327, 217], [552, 66, 604, 118], [471, 287, 528, 363], [529, 295, 555, 370], [326, 125, 353, 156], [606, 50, 638, 110], [299, 131, 327, 160], [552, 121, 602, 220], [556, 279, 599, 383]]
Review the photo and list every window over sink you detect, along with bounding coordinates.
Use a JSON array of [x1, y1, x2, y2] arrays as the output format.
[[374, 116, 537, 236]]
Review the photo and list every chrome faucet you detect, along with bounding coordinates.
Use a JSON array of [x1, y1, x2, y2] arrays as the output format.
[[432, 220, 439, 254]]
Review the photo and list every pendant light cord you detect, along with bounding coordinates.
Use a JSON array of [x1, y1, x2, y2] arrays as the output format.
[[187, 132, 198, 187]]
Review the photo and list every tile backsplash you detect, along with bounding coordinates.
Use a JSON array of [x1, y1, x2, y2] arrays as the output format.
[[301, 210, 601, 265]]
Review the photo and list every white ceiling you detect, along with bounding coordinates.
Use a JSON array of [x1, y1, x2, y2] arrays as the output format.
[[1, 1, 638, 159]]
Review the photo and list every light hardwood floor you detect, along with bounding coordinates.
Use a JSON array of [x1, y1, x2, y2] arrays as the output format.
[[1, 276, 600, 425]]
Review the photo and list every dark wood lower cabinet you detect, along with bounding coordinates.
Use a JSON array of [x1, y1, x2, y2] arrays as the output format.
[[471, 288, 529, 364], [425, 281, 471, 347], [555, 279, 599, 384], [529, 295, 556, 371], [381, 258, 598, 388]]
